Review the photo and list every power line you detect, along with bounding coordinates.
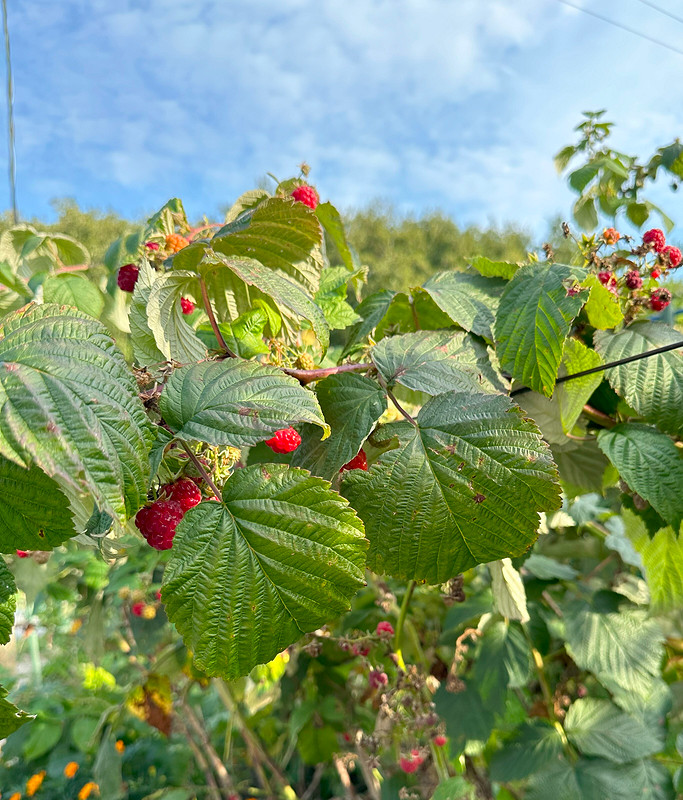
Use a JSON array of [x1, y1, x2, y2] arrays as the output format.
[[632, 0, 683, 27], [554, 0, 683, 57], [1, 0, 17, 223]]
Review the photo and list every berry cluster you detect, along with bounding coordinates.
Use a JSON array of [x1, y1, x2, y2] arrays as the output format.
[[135, 478, 202, 550], [116, 230, 193, 296]]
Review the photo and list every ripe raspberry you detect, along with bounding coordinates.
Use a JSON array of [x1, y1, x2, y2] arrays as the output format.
[[166, 232, 189, 253], [650, 288, 672, 312], [651, 269, 661, 279], [602, 227, 620, 245], [145, 241, 160, 251], [625, 270, 643, 290], [376, 621, 394, 637], [340, 450, 368, 472], [661, 245, 682, 268], [399, 756, 421, 774], [155, 590, 162, 601], [160, 478, 202, 512], [264, 427, 301, 454], [131, 602, 145, 617], [343, 732, 353, 743], [117, 264, 139, 292], [352, 643, 370, 656], [291, 184, 320, 210], [368, 669, 388, 689], [16, 550, 29, 558], [597, 270, 612, 286], [135, 499, 185, 550], [643, 228, 666, 252], [433, 735, 447, 747], [180, 297, 195, 315]]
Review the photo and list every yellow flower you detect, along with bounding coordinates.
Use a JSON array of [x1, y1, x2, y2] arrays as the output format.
[[26, 771, 46, 796], [64, 761, 80, 778], [78, 783, 99, 800], [115, 739, 125, 753], [10, 793, 22, 800]]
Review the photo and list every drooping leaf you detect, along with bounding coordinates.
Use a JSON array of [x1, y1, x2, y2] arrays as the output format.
[[163, 466, 367, 678], [224, 189, 270, 223], [314, 267, 361, 330], [342, 391, 560, 584], [582, 274, 623, 330], [489, 559, 530, 623], [563, 602, 663, 695], [0, 557, 16, 644], [597, 424, 683, 532], [469, 256, 522, 280], [489, 720, 564, 782], [316, 201, 359, 273], [594, 322, 683, 437], [0, 457, 75, 551], [212, 196, 324, 294], [557, 338, 604, 432], [421, 271, 506, 340], [160, 359, 329, 447], [564, 698, 662, 763], [495, 263, 586, 396], [146, 270, 207, 363], [0, 304, 154, 523], [292, 372, 386, 479], [523, 554, 578, 580], [0, 686, 34, 738], [42, 273, 105, 318], [129, 260, 166, 366], [371, 330, 508, 396]]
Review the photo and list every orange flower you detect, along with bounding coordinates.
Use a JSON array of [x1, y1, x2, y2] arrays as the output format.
[[78, 782, 99, 800], [26, 771, 46, 796], [64, 761, 80, 778], [115, 739, 125, 753], [10, 793, 22, 800]]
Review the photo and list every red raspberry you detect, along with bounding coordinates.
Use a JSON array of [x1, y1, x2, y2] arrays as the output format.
[[625, 270, 643, 290], [160, 478, 202, 512], [180, 297, 195, 315], [264, 427, 301, 454], [117, 264, 139, 292], [131, 602, 145, 617], [602, 227, 620, 245], [16, 550, 29, 558], [291, 184, 320, 210], [340, 450, 368, 472], [145, 241, 160, 251], [343, 732, 353, 743], [166, 233, 189, 253], [597, 271, 612, 286], [135, 499, 185, 550], [650, 288, 672, 312], [643, 228, 666, 252], [376, 621, 394, 637], [155, 590, 162, 601], [651, 269, 661, 279], [433, 735, 447, 747], [400, 756, 421, 774], [368, 669, 388, 689], [661, 245, 682, 268], [352, 643, 370, 656]]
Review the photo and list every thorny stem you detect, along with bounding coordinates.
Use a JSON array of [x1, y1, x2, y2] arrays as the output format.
[[393, 580, 417, 671], [179, 440, 223, 502], [199, 276, 236, 357], [283, 362, 372, 384]]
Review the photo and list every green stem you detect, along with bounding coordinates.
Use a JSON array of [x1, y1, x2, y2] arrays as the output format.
[[199, 276, 236, 357], [179, 440, 223, 502], [393, 580, 416, 671], [28, 629, 42, 688]]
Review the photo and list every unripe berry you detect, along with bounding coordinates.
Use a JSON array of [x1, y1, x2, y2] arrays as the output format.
[[602, 227, 620, 245], [643, 228, 666, 252], [376, 621, 394, 637], [625, 270, 642, 290], [661, 245, 682, 268], [166, 233, 189, 253], [650, 288, 672, 312], [296, 352, 316, 370], [341, 450, 368, 472], [160, 478, 202, 511], [264, 427, 301, 454], [117, 264, 139, 292], [135, 499, 185, 550], [180, 297, 195, 315], [291, 184, 320, 210]]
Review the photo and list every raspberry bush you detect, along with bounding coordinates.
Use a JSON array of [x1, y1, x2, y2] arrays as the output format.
[[0, 172, 681, 799]]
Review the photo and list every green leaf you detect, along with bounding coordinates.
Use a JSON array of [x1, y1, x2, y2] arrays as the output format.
[[129, 260, 166, 366], [597, 424, 683, 532], [489, 560, 529, 623], [104, 230, 145, 271], [146, 270, 207, 363], [0, 557, 16, 644], [343, 391, 560, 583], [421, 271, 506, 341], [624, 509, 683, 611], [163, 466, 367, 678], [573, 195, 598, 231], [564, 698, 662, 763], [297, 722, 339, 765], [474, 620, 531, 707], [489, 720, 564, 782], [431, 777, 476, 800], [42, 273, 105, 318], [224, 189, 270, 223], [569, 165, 599, 192], [23, 717, 64, 760], [594, 322, 683, 437], [212, 196, 323, 294], [495, 263, 586, 396], [557, 338, 603, 432], [0, 304, 154, 523], [145, 198, 187, 237], [434, 682, 495, 751], [371, 330, 508, 396], [626, 201, 650, 227], [582, 274, 623, 330], [0, 686, 33, 738], [160, 359, 329, 447], [0, 457, 74, 551], [314, 267, 361, 330], [316, 201, 359, 273], [341, 289, 396, 357], [523, 554, 577, 580], [563, 603, 663, 695], [202, 254, 329, 353], [469, 256, 522, 280], [527, 757, 649, 800], [292, 372, 386, 479]]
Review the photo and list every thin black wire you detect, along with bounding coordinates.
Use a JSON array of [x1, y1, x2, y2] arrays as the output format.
[[554, 0, 683, 57], [510, 339, 683, 397], [632, 0, 683, 26]]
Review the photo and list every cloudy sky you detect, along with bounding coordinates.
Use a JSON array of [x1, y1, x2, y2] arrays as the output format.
[[3, 0, 683, 240]]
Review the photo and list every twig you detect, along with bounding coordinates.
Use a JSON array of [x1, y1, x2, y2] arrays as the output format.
[[199, 276, 236, 357], [177, 717, 223, 800], [179, 440, 223, 502], [300, 764, 325, 800], [333, 756, 357, 799], [282, 362, 373, 385], [393, 580, 416, 671], [581, 404, 617, 429], [464, 756, 494, 800], [354, 747, 380, 800], [541, 590, 563, 618], [386, 387, 417, 426], [182, 700, 236, 797]]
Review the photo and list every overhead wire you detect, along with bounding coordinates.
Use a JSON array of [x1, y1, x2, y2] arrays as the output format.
[[631, 0, 683, 27]]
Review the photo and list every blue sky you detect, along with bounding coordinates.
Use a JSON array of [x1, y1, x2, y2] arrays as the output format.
[[3, 0, 683, 240]]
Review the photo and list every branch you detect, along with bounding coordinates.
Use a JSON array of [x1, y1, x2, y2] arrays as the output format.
[[176, 716, 223, 800], [199, 276, 236, 358], [386, 387, 417, 426], [282, 362, 373, 385], [581, 403, 617, 429], [179, 440, 223, 502], [181, 700, 236, 797]]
